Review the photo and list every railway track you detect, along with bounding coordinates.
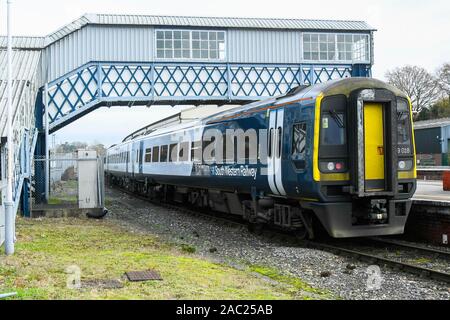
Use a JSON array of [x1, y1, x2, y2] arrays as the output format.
[[302, 241, 450, 284], [109, 186, 450, 285], [366, 237, 450, 259]]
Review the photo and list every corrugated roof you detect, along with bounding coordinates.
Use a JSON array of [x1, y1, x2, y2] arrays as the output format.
[[0, 50, 41, 80], [414, 118, 450, 130], [94, 14, 375, 31], [0, 49, 41, 136], [0, 13, 375, 49], [0, 36, 45, 49], [0, 80, 30, 136]]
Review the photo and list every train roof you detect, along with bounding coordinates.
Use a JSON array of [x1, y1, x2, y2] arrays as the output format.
[[303, 77, 408, 99], [203, 78, 408, 123], [111, 78, 408, 148]]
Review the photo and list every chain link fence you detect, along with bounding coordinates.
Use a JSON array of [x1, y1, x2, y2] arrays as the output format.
[[32, 154, 79, 207], [31, 152, 105, 212]]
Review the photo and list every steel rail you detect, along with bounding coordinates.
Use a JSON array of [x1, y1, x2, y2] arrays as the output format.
[[366, 237, 450, 259], [303, 241, 450, 284]]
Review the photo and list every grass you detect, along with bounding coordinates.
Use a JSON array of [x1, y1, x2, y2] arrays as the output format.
[[0, 217, 326, 300], [413, 257, 432, 264], [249, 265, 331, 300]]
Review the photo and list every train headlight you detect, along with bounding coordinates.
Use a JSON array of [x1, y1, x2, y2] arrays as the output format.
[[398, 159, 413, 171], [327, 162, 335, 171], [320, 161, 346, 173]]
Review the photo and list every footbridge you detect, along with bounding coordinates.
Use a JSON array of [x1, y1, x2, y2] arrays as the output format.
[[0, 13, 375, 224]]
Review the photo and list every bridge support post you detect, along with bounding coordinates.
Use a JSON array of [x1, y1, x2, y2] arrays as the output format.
[[21, 130, 31, 217], [34, 89, 47, 205], [44, 83, 50, 202], [21, 180, 30, 217]]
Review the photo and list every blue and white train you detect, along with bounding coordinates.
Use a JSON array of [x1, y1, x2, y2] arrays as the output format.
[[105, 78, 417, 238]]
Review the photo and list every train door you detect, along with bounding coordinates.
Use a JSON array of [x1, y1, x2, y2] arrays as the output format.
[[267, 109, 286, 195], [363, 103, 386, 191]]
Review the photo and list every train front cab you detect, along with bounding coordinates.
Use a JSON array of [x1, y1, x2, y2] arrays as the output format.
[[304, 84, 417, 238]]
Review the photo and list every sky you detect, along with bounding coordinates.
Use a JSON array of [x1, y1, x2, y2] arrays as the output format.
[[1, 0, 449, 147]]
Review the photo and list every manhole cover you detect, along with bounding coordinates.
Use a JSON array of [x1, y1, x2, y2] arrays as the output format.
[[125, 270, 163, 282]]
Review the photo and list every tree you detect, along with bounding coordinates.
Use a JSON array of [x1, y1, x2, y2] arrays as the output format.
[[385, 66, 439, 115], [89, 143, 106, 156], [437, 63, 450, 103], [415, 98, 450, 121], [55, 141, 88, 154]]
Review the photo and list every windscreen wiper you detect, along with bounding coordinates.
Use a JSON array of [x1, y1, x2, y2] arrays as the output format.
[[329, 110, 345, 128]]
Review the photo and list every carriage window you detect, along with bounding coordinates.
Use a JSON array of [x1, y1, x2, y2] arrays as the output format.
[[292, 123, 307, 156], [160, 145, 168, 162], [191, 141, 202, 162], [277, 127, 282, 158], [144, 148, 152, 163], [245, 136, 252, 162], [169, 143, 178, 162], [152, 146, 160, 162], [268, 128, 274, 158], [321, 111, 346, 146], [397, 99, 412, 155], [179, 141, 189, 161]]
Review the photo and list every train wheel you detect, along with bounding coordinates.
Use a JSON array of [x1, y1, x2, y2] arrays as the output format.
[[294, 227, 308, 241], [247, 223, 264, 235]]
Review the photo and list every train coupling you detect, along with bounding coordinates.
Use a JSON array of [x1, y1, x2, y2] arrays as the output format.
[[367, 199, 388, 222]]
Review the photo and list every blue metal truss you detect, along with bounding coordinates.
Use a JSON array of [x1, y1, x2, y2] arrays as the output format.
[[45, 61, 370, 132]]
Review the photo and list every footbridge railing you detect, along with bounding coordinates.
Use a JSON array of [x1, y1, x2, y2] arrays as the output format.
[[44, 61, 370, 132]]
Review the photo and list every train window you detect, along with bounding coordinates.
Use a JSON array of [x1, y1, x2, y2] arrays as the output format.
[[169, 143, 178, 162], [397, 99, 412, 155], [277, 127, 282, 158], [244, 136, 257, 163], [191, 141, 202, 162], [144, 148, 152, 163], [268, 128, 274, 158], [179, 141, 189, 161], [152, 146, 160, 162], [321, 111, 346, 146], [202, 138, 215, 162], [292, 123, 307, 156], [160, 145, 168, 162]]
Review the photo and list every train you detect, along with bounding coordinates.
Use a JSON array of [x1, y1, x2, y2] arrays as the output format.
[[105, 78, 417, 239]]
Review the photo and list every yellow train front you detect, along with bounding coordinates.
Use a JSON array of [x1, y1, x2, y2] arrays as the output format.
[[301, 78, 417, 238]]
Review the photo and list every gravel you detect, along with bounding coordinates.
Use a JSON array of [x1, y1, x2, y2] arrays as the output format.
[[105, 188, 450, 300]]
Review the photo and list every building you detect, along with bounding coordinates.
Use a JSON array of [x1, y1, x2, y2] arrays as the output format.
[[414, 118, 450, 166]]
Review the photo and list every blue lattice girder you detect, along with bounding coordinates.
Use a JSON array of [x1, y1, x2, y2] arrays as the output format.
[[45, 61, 370, 131]]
